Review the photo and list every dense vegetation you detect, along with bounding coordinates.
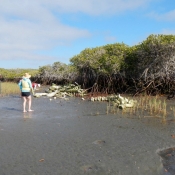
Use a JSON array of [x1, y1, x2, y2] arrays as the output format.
[[35, 62, 78, 85], [0, 68, 38, 82], [69, 34, 175, 95], [1, 34, 175, 95]]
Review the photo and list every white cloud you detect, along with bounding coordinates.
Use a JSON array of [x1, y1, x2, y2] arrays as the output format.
[[0, 0, 152, 19], [105, 36, 117, 43], [0, 2, 90, 62], [41, 0, 151, 15], [162, 29, 175, 35], [148, 10, 175, 21], [0, 0, 152, 65]]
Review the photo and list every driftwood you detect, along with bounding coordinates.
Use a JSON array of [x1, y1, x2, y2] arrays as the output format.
[[33, 83, 87, 99]]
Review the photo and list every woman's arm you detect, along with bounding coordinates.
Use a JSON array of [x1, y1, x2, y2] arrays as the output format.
[[18, 80, 22, 91], [28, 79, 35, 94]]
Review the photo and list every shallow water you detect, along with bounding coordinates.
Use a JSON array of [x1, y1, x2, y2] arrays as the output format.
[[0, 95, 175, 175], [158, 147, 175, 174]]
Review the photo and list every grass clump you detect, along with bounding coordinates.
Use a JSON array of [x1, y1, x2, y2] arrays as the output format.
[[106, 94, 169, 121], [0, 82, 20, 96]]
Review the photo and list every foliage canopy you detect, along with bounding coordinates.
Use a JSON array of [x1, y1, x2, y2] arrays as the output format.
[[1, 34, 175, 95]]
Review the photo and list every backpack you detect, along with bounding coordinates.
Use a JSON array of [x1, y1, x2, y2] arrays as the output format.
[[21, 79, 30, 88]]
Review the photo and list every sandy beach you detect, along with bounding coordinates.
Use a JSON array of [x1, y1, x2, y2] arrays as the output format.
[[0, 95, 175, 175]]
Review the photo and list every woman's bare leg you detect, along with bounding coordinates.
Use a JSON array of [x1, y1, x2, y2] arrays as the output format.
[[27, 95, 34, 111], [23, 97, 27, 112]]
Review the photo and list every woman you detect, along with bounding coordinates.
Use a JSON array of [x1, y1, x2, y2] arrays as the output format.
[[18, 73, 34, 112]]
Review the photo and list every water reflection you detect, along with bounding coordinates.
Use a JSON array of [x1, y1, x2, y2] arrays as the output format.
[[23, 112, 33, 119], [2, 107, 21, 112]]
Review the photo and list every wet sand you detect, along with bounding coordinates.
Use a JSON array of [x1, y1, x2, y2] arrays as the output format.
[[0, 95, 175, 175]]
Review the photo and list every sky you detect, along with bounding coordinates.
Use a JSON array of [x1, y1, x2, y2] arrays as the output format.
[[0, 0, 175, 69]]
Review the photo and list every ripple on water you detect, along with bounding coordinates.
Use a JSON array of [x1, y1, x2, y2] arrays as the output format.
[[80, 164, 105, 173], [92, 140, 106, 145]]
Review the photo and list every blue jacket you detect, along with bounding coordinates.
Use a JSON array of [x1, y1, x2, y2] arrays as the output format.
[[18, 77, 32, 92]]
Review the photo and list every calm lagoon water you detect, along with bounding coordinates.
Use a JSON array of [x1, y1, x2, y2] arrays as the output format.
[[0, 95, 175, 175]]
